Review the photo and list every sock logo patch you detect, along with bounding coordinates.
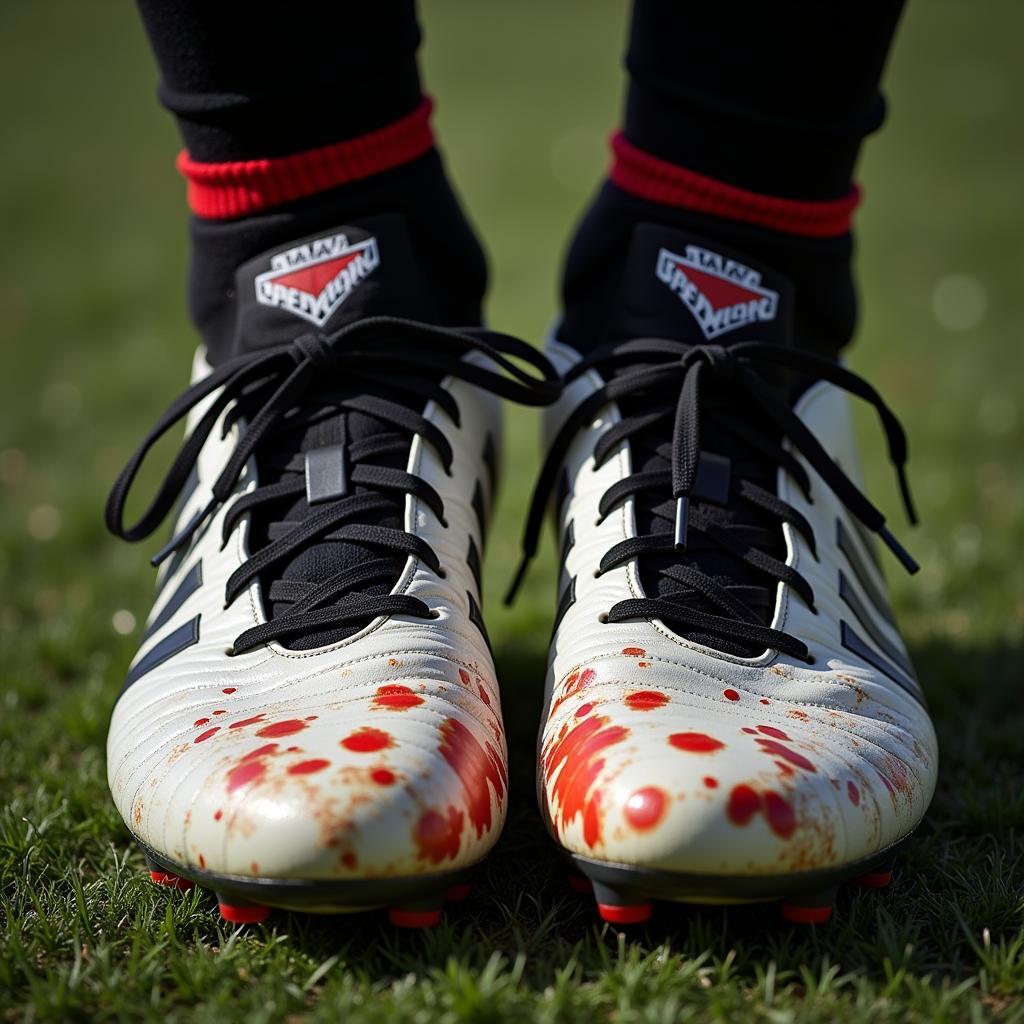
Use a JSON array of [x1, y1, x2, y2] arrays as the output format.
[[656, 245, 778, 339], [255, 234, 380, 327]]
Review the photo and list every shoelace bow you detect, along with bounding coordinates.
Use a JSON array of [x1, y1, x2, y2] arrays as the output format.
[[107, 316, 559, 654], [508, 339, 918, 663]]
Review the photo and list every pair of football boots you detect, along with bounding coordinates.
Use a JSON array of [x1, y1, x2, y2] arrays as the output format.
[[105, 215, 937, 926]]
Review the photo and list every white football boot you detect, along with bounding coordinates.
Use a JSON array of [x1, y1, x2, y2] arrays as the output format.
[[520, 227, 937, 924], [105, 221, 556, 925]]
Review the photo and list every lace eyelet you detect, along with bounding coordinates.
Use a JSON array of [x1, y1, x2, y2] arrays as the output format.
[[598, 612, 609, 624]]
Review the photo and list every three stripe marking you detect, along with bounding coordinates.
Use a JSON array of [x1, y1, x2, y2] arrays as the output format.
[[123, 614, 201, 692]]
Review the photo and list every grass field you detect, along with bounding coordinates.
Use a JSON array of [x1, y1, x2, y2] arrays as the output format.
[[2, 1, 1023, 1020]]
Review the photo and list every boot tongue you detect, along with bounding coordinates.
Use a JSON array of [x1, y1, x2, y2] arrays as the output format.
[[606, 223, 795, 348], [229, 212, 437, 357]]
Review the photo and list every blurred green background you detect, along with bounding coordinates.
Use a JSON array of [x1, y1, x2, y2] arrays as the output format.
[[1, 2, 1022, 1020]]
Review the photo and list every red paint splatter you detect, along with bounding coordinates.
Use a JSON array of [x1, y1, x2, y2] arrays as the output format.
[[229, 714, 266, 730], [373, 684, 424, 710], [214, 809, 223, 821], [288, 759, 330, 775], [226, 759, 266, 793], [438, 718, 506, 837], [305, 715, 318, 721], [763, 790, 797, 838], [622, 647, 646, 657], [755, 737, 816, 772], [577, 668, 597, 688], [757, 725, 790, 740], [222, 687, 236, 694], [414, 806, 463, 864], [212, 709, 226, 716], [371, 767, 396, 786], [638, 661, 650, 668], [723, 689, 741, 702], [624, 786, 667, 831], [341, 727, 392, 753], [575, 702, 594, 718], [477, 685, 490, 706], [625, 690, 669, 711], [198, 854, 206, 868], [286, 746, 301, 752], [544, 714, 628, 849], [194, 727, 220, 744], [877, 770, 896, 796], [458, 668, 471, 686], [847, 780, 860, 805], [727, 784, 761, 825], [787, 708, 810, 722], [703, 776, 719, 789], [194, 717, 210, 727], [341, 851, 357, 869], [760, 698, 771, 705], [242, 743, 278, 761], [669, 732, 725, 753], [256, 719, 308, 738], [742, 727, 758, 734], [775, 760, 795, 776], [485, 741, 509, 789]]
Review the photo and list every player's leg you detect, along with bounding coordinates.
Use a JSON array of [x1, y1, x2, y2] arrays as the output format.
[[529, 0, 936, 924], [105, 1, 556, 926]]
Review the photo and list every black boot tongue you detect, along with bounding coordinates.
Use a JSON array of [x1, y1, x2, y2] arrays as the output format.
[[607, 223, 795, 348], [229, 212, 437, 357]]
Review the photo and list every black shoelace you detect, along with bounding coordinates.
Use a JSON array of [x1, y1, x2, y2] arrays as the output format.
[[508, 339, 918, 663], [107, 316, 558, 654]]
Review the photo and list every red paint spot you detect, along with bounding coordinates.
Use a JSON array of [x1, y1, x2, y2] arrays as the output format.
[[256, 718, 308, 738], [371, 767, 396, 786], [878, 770, 896, 796], [847, 780, 860, 805], [242, 743, 278, 761], [286, 746, 301, 752], [477, 685, 490, 706], [288, 758, 330, 775], [757, 725, 790, 740], [575, 702, 594, 718], [212, 709, 226, 716], [703, 776, 719, 789], [340, 851, 357, 869], [543, 714, 628, 849], [669, 732, 725, 753], [194, 717, 210, 727], [485, 741, 509, 789], [775, 760, 795, 776], [341, 727, 392, 753], [755, 738, 816, 773], [438, 718, 506, 837], [787, 708, 810, 721], [199, 854, 206, 869], [459, 668, 471, 686], [229, 714, 265, 730], [625, 689, 669, 711], [760, 698, 771, 705], [726, 784, 761, 826], [373, 684, 424, 710], [624, 786, 667, 831], [222, 687, 236, 694], [763, 790, 797, 838], [305, 715, 318, 721], [214, 809, 223, 821], [638, 661, 650, 668], [622, 647, 646, 657], [194, 727, 220, 744], [742, 727, 758, 734], [723, 688, 741, 702], [414, 806, 463, 864], [226, 759, 266, 793], [577, 668, 597, 688]]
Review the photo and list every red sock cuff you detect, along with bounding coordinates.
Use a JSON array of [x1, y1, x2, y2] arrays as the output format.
[[177, 98, 435, 220], [610, 132, 860, 238]]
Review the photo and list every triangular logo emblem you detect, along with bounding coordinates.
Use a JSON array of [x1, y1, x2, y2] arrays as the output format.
[[655, 245, 778, 339]]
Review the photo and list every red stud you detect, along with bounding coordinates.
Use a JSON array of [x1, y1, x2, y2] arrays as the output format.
[[855, 870, 893, 889], [388, 907, 443, 928], [149, 870, 193, 891], [568, 873, 594, 894], [219, 902, 270, 924], [780, 902, 833, 924], [445, 883, 472, 902], [597, 902, 652, 925]]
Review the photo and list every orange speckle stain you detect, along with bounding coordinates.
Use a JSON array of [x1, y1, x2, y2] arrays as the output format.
[[755, 737, 816, 772], [371, 767, 396, 786], [198, 854, 206, 868], [622, 647, 646, 657], [638, 661, 650, 668], [194, 727, 220, 744], [847, 780, 860, 805], [373, 684, 424, 710], [726, 784, 760, 825], [624, 786, 667, 831], [438, 718, 506, 837], [703, 776, 719, 789], [288, 758, 330, 775], [194, 717, 210, 727], [229, 714, 265, 730], [341, 727, 392, 753], [723, 689, 741, 702], [226, 759, 266, 793], [669, 732, 725, 753], [222, 687, 236, 694], [256, 719, 308, 738], [625, 690, 669, 711], [414, 806, 463, 864], [787, 708, 810, 721], [544, 714, 628, 849], [250, 861, 260, 874]]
